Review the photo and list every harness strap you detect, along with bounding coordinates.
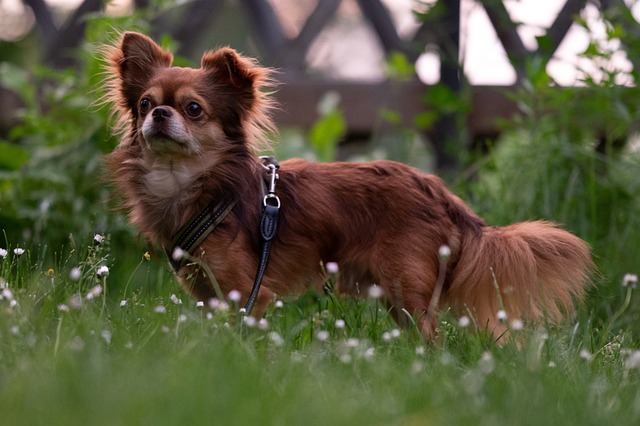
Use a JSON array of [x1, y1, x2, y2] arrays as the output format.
[[167, 190, 237, 272], [166, 156, 281, 316]]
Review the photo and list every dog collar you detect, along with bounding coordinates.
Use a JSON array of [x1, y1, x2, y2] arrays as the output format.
[[166, 189, 238, 272]]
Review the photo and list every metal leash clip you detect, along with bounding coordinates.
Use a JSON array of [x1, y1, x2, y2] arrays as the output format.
[[260, 156, 280, 208]]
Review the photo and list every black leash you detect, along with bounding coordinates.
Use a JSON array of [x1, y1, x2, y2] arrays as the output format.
[[243, 156, 280, 315]]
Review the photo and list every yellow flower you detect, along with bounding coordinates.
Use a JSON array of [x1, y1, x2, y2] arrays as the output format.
[[143, 251, 151, 261]]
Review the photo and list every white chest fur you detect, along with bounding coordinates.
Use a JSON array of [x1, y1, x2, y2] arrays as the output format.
[[143, 160, 204, 201]]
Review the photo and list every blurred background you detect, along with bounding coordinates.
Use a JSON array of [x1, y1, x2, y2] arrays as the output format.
[[1, 0, 639, 330]]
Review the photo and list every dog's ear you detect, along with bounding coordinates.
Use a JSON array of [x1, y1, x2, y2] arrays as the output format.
[[116, 32, 173, 111], [200, 48, 257, 91]]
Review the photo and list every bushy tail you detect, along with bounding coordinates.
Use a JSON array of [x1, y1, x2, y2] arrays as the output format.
[[447, 221, 593, 336]]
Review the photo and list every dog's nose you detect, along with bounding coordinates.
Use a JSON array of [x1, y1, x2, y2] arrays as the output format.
[[152, 107, 171, 121]]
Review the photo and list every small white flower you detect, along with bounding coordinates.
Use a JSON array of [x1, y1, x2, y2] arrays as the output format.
[[93, 234, 104, 244], [161, 326, 170, 334], [154, 305, 166, 314], [363, 347, 375, 361], [335, 319, 346, 329], [497, 310, 508, 322], [169, 293, 182, 305], [479, 351, 495, 374], [243, 316, 257, 327], [382, 331, 392, 342], [326, 262, 339, 274], [339, 353, 352, 364], [315, 330, 330, 341], [580, 349, 592, 362], [196, 301, 205, 309], [438, 245, 451, 261], [11, 325, 20, 335], [227, 290, 241, 303], [85, 285, 102, 300], [101, 330, 112, 345], [459, 315, 471, 328], [58, 304, 70, 312], [548, 361, 556, 368], [2, 288, 14, 300], [9, 299, 17, 308], [172, 247, 184, 261], [69, 267, 82, 281], [346, 338, 360, 348], [177, 314, 188, 324], [274, 300, 284, 309], [13, 248, 25, 256], [119, 300, 128, 307], [623, 273, 638, 288], [0, 248, 7, 259], [96, 265, 109, 277], [624, 350, 640, 370], [415, 346, 426, 356], [269, 331, 284, 346], [368, 285, 384, 299], [391, 328, 401, 338], [206, 312, 214, 321], [258, 318, 269, 330], [510, 319, 524, 330]]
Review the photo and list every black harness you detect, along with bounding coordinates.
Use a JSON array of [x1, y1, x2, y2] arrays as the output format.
[[166, 156, 280, 315]]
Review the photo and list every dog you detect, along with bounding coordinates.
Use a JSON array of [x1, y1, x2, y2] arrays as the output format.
[[102, 32, 593, 339]]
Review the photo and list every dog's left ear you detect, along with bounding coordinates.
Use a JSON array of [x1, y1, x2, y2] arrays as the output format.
[[201, 48, 260, 93]]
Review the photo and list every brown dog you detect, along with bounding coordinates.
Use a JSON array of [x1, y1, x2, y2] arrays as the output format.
[[103, 32, 593, 338]]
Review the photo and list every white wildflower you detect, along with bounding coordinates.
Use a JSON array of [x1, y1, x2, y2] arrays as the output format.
[[391, 328, 401, 338], [177, 314, 188, 324], [623, 350, 640, 370], [154, 305, 166, 314], [171, 247, 184, 261], [119, 300, 127, 307], [623, 273, 638, 288], [85, 285, 102, 300], [479, 351, 495, 374], [339, 353, 352, 364], [0, 248, 7, 259], [2, 288, 14, 300], [169, 293, 182, 305], [497, 310, 508, 322], [274, 300, 284, 309], [96, 265, 109, 277], [580, 349, 592, 362], [196, 301, 205, 309], [161, 326, 170, 334], [9, 299, 17, 308], [258, 318, 269, 330], [368, 285, 384, 299], [57, 304, 70, 312], [315, 330, 330, 342], [346, 338, 360, 348], [438, 245, 451, 261], [415, 346, 426, 356], [69, 267, 82, 281], [13, 248, 24, 256], [335, 319, 346, 329], [382, 331, 392, 342], [101, 330, 112, 345], [326, 262, 339, 274], [510, 319, 524, 330], [269, 331, 284, 346], [243, 316, 257, 328], [227, 290, 241, 303], [459, 315, 471, 328], [363, 347, 375, 361], [93, 234, 104, 244]]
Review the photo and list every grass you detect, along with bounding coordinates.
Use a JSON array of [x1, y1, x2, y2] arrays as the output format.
[[1, 236, 639, 426]]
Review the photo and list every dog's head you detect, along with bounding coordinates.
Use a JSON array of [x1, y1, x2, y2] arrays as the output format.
[[104, 32, 274, 158]]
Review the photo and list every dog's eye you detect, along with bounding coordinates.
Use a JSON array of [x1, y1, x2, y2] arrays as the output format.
[[139, 98, 151, 114], [186, 102, 203, 118]]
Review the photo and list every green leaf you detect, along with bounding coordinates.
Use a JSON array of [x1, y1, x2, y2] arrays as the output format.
[[0, 141, 30, 170]]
